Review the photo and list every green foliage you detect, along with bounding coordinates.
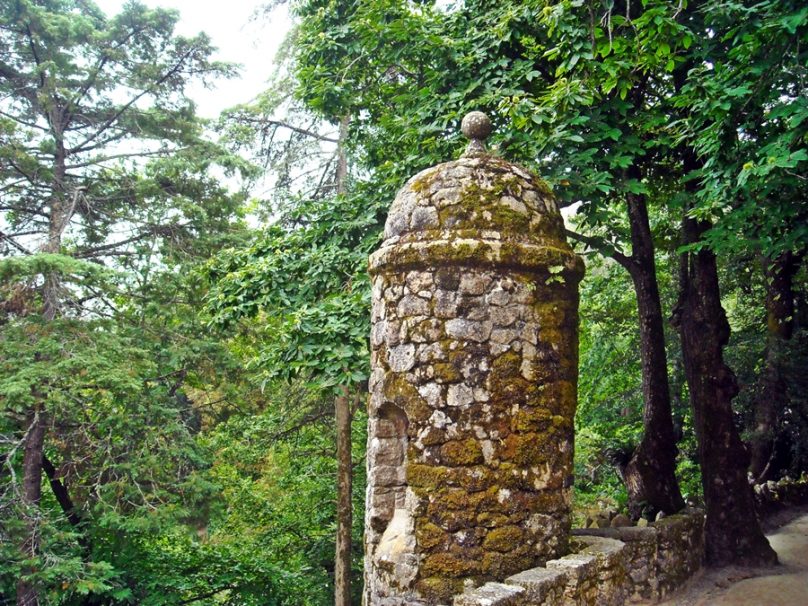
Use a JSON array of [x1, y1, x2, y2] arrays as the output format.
[[0, 254, 116, 284], [206, 190, 382, 392], [677, 0, 808, 257], [0, 1, 260, 603], [197, 381, 368, 605], [0, 314, 218, 601]]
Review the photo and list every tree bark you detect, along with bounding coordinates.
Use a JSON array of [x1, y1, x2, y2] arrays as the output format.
[[334, 388, 353, 606], [333, 113, 353, 606], [672, 215, 777, 567], [16, 410, 46, 606], [42, 135, 68, 319], [42, 455, 82, 530], [621, 191, 685, 518], [749, 252, 800, 482], [17, 111, 70, 606]]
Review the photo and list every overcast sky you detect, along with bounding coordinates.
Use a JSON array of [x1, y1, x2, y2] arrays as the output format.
[[94, 0, 290, 118]]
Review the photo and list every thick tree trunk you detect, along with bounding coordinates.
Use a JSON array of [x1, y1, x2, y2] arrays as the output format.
[[334, 389, 353, 606], [16, 410, 46, 606], [621, 192, 685, 519], [673, 216, 777, 566], [749, 252, 800, 481]]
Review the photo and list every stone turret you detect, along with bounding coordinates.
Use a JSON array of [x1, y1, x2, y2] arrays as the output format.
[[365, 112, 584, 605]]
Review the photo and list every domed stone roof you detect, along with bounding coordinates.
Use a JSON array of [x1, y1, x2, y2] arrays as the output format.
[[369, 114, 583, 280]]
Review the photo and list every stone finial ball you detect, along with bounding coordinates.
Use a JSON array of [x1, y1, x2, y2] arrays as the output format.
[[461, 111, 492, 141]]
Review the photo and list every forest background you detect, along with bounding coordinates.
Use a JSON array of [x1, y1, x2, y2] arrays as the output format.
[[0, 0, 806, 605]]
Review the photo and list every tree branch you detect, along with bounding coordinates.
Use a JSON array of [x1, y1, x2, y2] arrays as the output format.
[[68, 47, 196, 154], [239, 116, 339, 143], [42, 455, 83, 528], [73, 229, 161, 258], [565, 228, 633, 268], [0, 230, 34, 254]]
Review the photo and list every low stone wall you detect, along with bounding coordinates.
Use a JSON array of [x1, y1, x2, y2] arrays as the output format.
[[755, 477, 808, 517], [453, 509, 704, 606]]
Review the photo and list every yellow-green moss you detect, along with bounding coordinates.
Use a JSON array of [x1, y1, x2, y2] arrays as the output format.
[[432, 361, 462, 383], [462, 465, 497, 492], [427, 506, 477, 532], [407, 463, 449, 492], [441, 438, 484, 466], [422, 552, 482, 577], [500, 431, 555, 466], [483, 525, 526, 552], [477, 512, 510, 528], [413, 576, 464, 602], [383, 374, 431, 423], [491, 350, 522, 376], [475, 486, 508, 514], [373, 240, 583, 278], [415, 520, 447, 550], [433, 487, 486, 511], [485, 204, 531, 232], [528, 381, 577, 418], [410, 168, 440, 196], [420, 427, 446, 447], [487, 350, 528, 405], [513, 407, 552, 432], [481, 545, 533, 577]]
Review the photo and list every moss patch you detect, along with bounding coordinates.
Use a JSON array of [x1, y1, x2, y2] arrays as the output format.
[[422, 552, 482, 577], [433, 487, 486, 511], [477, 512, 510, 528], [500, 431, 554, 466], [432, 361, 462, 383], [413, 576, 464, 602], [408, 463, 450, 492], [513, 407, 552, 432], [481, 544, 533, 577], [415, 520, 448, 550], [483, 525, 526, 552], [383, 374, 431, 423], [441, 438, 484, 466], [410, 167, 440, 196]]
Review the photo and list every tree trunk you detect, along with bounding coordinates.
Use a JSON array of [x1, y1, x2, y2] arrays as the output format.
[[42, 138, 68, 319], [17, 124, 69, 605], [16, 410, 46, 606], [621, 191, 685, 519], [749, 252, 800, 482], [334, 388, 353, 606], [672, 216, 777, 567], [333, 114, 353, 606], [335, 114, 350, 194]]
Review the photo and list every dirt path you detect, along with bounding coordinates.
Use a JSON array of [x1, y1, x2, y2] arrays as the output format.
[[657, 507, 808, 606]]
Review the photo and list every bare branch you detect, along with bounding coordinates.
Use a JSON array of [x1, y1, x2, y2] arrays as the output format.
[[0, 230, 33, 254], [73, 229, 160, 258], [68, 47, 197, 154], [238, 116, 339, 143]]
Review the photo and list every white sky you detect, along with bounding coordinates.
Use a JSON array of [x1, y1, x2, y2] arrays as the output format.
[[94, 0, 290, 118]]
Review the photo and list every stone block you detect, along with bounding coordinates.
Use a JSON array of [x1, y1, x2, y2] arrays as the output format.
[[454, 582, 525, 606], [545, 552, 597, 583], [505, 567, 567, 604]]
